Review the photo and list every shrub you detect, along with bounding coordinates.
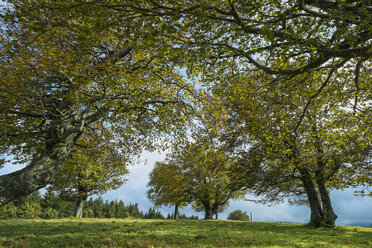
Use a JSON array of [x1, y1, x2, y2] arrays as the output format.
[[227, 210, 250, 221]]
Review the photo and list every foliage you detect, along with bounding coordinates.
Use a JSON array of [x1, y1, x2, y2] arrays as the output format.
[[177, 135, 246, 219], [0, 219, 371, 247], [50, 128, 129, 199], [0, 192, 45, 219], [143, 207, 164, 219], [148, 132, 247, 219], [166, 213, 199, 220], [227, 210, 250, 221], [147, 161, 186, 218], [0, 191, 174, 220], [48, 127, 130, 217], [0, 0, 194, 204], [0, 0, 371, 230], [212, 68, 371, 227]]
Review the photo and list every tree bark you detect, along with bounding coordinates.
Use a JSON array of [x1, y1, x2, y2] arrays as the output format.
[[74, 196, 87, 218], [174, 203, 179, 220], [312, 128, 338, 227], [204, 204, 213, 220], [298, 168, 324, 227], [315, 175, 337, 227], [0, 120, 82, 206]]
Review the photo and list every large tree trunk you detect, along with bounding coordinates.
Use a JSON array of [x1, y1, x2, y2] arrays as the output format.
[[312, 129, 338, 227], [174, 203, 179, 220], [0, 120, 82, 206], [74, 196, 87, 218], [299, 168, 324, 227], [204, 204, 213, 220], [315, 175, 337, 227]]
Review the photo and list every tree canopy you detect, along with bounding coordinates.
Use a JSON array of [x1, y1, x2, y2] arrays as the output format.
[[147, 161, 186, 219], [49, 126, 129, 217], [0, 0, 194, 205], [211, 68, 371, 226], [148, 133, 246, 219], [0, 0, 371, 228]]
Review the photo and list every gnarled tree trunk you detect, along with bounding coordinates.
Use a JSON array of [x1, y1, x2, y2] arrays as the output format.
[[204, 204, 213, 220], [0, 120, 82, 206], [315, 175, 337, 227], [299, 168, 324, 227], [313, 129, 338, 227]]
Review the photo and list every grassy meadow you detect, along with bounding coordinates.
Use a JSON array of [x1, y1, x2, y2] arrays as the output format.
[[0, 218, 371, 248]]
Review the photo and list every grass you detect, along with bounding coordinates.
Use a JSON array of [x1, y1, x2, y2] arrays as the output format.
[[0, 218, 371, 247]]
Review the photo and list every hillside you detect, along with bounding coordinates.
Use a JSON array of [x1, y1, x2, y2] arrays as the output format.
[[1, 219, 371, 247]]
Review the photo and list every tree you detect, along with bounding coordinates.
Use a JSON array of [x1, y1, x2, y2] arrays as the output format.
[[116, 200, 126, 218], [48, 127, 129, 217], [227, 210, 250, 221], [13, 192, 43, 219], [147, 161, 186, 219], [213, 70, 371, 227], [0, 202, 17, 219], [0, 0, 193, 205], [41, 190, 63, 219], [93, 197, 105, 218], [149, 133, 246, 220]]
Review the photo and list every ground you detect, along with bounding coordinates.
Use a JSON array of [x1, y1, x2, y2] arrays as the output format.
[[0, 219, 371, 247]]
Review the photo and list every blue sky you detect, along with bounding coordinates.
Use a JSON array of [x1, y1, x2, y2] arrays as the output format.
[[1, 151, 371, 225]]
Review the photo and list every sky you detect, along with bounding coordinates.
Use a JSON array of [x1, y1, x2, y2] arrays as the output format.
[[1, 151, 371, 225]]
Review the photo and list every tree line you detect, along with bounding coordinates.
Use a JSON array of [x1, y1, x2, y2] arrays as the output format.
[[0, 190, 198, 220]]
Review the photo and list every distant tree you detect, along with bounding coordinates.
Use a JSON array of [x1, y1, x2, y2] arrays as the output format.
[[15, 193, 43, 219], [148, 132, 246, 220], [144, 207, 164, 219], [116, 200, 126, 218], [93, 197, 105, 218], [227, 210, 250, 221], [41, 191, 60, 211], [147, 161, 186, 219], [48, 128, 129, 217], [0, 203, 17, 219], [83, 208, 94, 218], [43, 207, 60, 219], [127, 203, 143, 218], [179, 139, 246, 220], [108, 201, 116, 218]]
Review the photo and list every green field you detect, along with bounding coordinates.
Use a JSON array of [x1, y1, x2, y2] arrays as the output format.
[[0, 219, 371, 248]]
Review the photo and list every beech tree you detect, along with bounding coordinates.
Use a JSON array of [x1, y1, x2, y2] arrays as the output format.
[[148, 133, 246, 220], [213, 69, 371, 227], [227, 210, 250, 221], [49, 126, 129, 218], [147, 161, 186, 219], [0, 0, 193, 205]]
